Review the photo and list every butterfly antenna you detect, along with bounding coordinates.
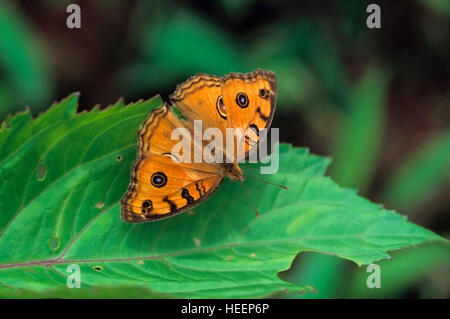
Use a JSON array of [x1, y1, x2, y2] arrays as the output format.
[[244, 174, 289, 190], [239, 181, 261, 218]]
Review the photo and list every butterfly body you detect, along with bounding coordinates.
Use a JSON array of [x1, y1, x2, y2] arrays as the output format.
[[223, 163, 244, 181], [121, 69, 277, 223]]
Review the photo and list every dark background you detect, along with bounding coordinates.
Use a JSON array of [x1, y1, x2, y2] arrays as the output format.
[[0, 0, 448, 298]]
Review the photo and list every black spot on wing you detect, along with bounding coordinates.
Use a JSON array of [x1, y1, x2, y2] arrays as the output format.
[[141, 200, 153, 217], [163, 196, 177, 212], [181, 188, 194, 205], [259, 88, 270, 99], [256, 107, 270, 121], [151, 172, 167, 188], [249, 124, 260, 136], [195, 181, 203, 196]]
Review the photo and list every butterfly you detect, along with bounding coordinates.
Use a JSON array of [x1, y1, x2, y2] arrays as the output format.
[[121, 69, 277, 223]]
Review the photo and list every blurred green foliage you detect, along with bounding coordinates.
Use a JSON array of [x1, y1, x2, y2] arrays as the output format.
[[382, 132, 450, 213], [330, 66, 389, 191], [0, 1, 54, 120], [348, 243, 449, 298]]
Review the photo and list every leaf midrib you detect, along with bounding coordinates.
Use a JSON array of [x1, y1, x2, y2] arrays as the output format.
[[1, 181, 437, 270], [0, 231, 436, 270]]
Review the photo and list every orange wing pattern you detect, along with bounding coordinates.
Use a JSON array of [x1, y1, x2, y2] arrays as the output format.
[[170, 69, 276, 161], [170, 73, 225, 131], [121, 69, 277, 223], [220, 69, 277, 159], [170, 73, 230, 161], [121, 104, 223, 223]]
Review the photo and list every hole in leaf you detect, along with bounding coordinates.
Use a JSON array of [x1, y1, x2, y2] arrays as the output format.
[[116, 155, 122, 161], [25, 268, 38, 274], [93, 266, 103, 271], [95, 202, 105, 209], [138, 261, 144, 265], [49, 237, 59, 250], [36, 161, 47, 181]]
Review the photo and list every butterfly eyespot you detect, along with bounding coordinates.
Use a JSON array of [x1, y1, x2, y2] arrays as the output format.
[[151, 172, 167, 187], [259, 89, 270, 99], [216, 96, 227, 119], [142, 200, 152, 208], [235, 92, 249, 108], [141, 199, 153, 216]]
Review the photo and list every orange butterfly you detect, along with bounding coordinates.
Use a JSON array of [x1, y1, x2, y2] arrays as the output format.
[[121, 69, 277, 223]]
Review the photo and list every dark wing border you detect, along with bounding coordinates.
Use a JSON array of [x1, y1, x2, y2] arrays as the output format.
[[121, 177, 224, 223]]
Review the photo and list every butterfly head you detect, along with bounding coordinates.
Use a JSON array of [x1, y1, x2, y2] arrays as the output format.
[[223, 163, 244, 182]]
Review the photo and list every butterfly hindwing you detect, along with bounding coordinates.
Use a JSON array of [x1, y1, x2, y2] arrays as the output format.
[[121, 104, 223, 223]]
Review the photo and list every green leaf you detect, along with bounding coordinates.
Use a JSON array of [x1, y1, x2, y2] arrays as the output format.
[[0, 284, 172, 299], [382, 131, 450, 212], [0, 94, 444, 298]]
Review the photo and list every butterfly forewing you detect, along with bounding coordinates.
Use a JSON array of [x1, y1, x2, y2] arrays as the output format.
[[220, 69, 277, 160]]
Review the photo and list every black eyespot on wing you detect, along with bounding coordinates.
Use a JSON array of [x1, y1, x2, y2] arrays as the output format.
[[142, 199, 153, 217], [256, 107, 270, 121], [151, 172, 167, 188], [142, 200, 152, 208], [259, 89, 270, 99], [216, 95, 227, 119], [235, 92, 249, 108]]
